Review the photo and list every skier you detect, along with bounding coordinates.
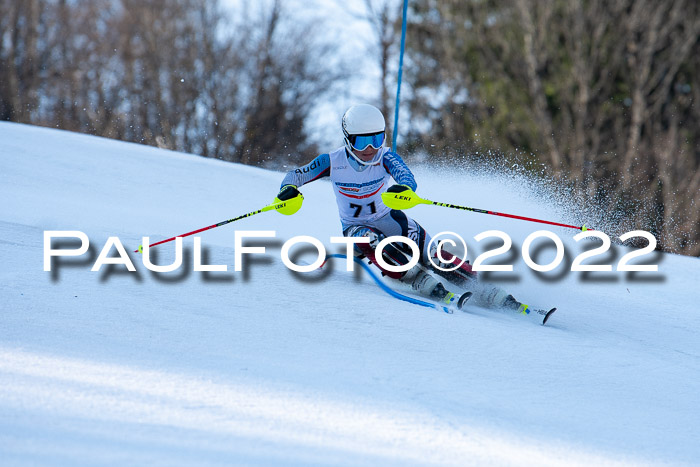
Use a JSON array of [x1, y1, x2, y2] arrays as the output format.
[[275, 104, 531, 314]]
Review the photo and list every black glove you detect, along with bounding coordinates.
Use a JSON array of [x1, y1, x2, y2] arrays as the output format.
[[277, 185, 301, 201], [386, 184, 411, 193]]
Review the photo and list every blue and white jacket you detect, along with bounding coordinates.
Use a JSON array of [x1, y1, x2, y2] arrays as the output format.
[[281, 146, 417, 228]]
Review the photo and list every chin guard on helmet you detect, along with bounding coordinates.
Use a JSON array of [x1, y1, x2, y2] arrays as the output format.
[[345, 146, 385, 169]]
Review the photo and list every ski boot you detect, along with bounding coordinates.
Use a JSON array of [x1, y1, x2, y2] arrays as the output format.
[[431, 282, 473, 310], [404, 266, 471, 310], [503, 294, 556, 325]]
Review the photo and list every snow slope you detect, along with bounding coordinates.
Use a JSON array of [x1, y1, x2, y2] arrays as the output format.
[[1, 122, 698, 466]]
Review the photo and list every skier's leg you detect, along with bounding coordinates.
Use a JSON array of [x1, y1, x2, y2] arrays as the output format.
[[431, 251, 519, 309], [387, 212, 520, 310], [472, 285, 518, 309], [384, 210, 478, 287], [427, 246, 478, 287], [343, 222, 459, 304], [343, 224, 403, 280]]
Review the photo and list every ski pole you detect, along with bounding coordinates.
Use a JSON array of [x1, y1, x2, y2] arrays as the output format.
[[381, 189, 590, 231], [134, 194, 303, 253]]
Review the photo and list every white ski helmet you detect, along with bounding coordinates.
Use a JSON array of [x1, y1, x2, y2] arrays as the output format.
[[342, 104, 386, 167]]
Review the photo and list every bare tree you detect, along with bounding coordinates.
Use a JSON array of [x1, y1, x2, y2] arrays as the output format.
[[333, 0, 401, 139], [0, 0, 42, 123], [401, 0, 700, 255], [234, 0, 349, 166], [1, 0, 351, 167], [362, 0, 401, 124]]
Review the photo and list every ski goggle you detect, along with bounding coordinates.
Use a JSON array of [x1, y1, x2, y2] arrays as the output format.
[[348, 131, 385, 151]]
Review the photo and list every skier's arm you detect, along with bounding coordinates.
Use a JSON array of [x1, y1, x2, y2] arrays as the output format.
[[383, 151, 417, 191], [280, 153, 331, 190]]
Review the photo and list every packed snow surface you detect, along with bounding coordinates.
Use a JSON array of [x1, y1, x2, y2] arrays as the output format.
[[1, 122, 698, 465]]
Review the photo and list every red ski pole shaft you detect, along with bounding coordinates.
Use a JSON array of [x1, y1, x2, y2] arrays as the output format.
[[133, 207, 269, 253], [133, 194, 304, 253], [430, 201, 591, 231]]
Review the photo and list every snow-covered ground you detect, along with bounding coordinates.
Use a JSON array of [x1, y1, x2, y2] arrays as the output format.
[[1, 122, 698, 465]]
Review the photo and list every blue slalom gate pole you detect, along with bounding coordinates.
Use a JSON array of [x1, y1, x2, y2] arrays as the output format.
[[325, 254, 451, 313], [391, 0, 409, 151]]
